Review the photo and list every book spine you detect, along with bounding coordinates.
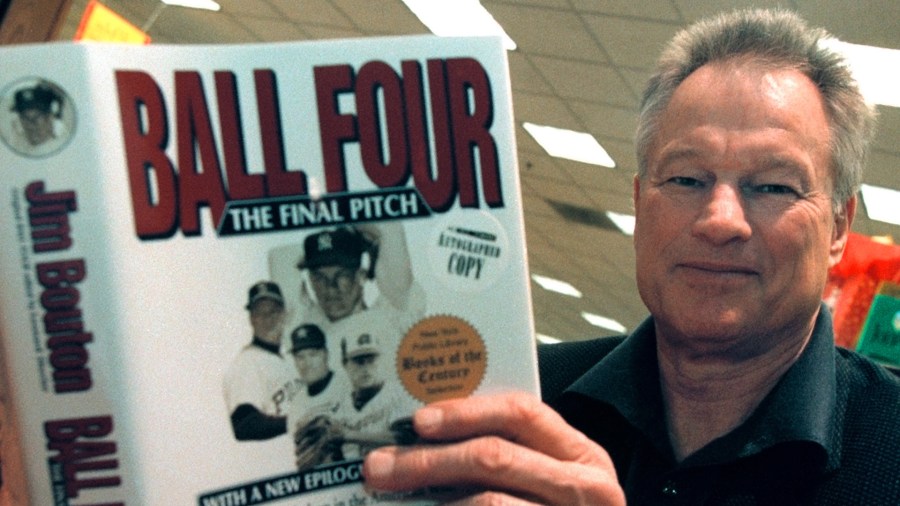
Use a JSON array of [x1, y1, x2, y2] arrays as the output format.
[[0, 44, 132, 506]]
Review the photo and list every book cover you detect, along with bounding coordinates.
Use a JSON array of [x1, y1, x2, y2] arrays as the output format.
[[0, 35, 537, 505]]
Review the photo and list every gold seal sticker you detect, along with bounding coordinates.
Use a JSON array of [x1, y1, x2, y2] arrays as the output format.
[[396, 315, 487, 403]]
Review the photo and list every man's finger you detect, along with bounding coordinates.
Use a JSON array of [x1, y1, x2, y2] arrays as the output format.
[[411, 392, 611, 466], [363, 436, 623, 506]]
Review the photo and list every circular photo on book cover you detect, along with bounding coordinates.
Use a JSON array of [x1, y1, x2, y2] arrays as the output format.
[[0, 77, 76, 158]]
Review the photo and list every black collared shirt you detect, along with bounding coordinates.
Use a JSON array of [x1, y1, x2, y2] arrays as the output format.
[[540, 307, 900, 505]]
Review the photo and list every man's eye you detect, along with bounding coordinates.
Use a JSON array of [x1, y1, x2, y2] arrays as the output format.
[[753, 184, 798, 195], [669, 176, 703, 187]]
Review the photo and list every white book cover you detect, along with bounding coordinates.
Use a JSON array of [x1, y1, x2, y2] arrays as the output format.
[[0, 36, 537, 505]]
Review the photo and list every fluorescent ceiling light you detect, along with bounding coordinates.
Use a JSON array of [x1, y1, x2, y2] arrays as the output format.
[[820, 38, 900, 108], [532, 274, 582, 298], [860, 184, 900, 226], [606, 211, 635, 236], [581, 312, 626, 333], [536, 333, 562, 344], [522, 122, 616, 167], [161, 0, 221, 11], [401, 0, 516, 50]]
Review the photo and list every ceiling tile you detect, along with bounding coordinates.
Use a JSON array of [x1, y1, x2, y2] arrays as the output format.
[[507, 52, 555, 95], [238, 16, 307, 41], [530, 55, 633, 107], [217, 0, 281, 16], [486, 2, 609, 63], [796, 0, 900, 49], [267, 0, 353, 28], [571, 0, 681, 22], [330, 0, 426, 35], [571, 102, 639, 143], [582, 14, 680, 70], [511, 90, 582, 127], [672, 0, 795, 23]]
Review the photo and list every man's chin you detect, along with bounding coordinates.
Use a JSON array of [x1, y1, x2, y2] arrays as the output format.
[[323, 304, 352, 321], [662, 318, 779, 359]]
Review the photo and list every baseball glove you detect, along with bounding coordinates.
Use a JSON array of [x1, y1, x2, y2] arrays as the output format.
[[294, 415, 345, 471]]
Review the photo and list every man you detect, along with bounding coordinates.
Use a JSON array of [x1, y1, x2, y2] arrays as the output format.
[[294, 222, 423, 325], [10, 82, 63, 148], [288, 222, 426, 375], [298, 226, 375, 323], [335, 329, 416, 458], [223, 281, 301, 441], [289, 324, 347, 402], [360, 9, 900, 504], [341, 331, 386, 413], [285, 323, 349, 470], [293, 327, 413, 469], [5, 80, 73, 158]]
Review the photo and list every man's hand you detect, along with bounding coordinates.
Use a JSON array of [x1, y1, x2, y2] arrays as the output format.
[[294, 415, 344, 471], [362, 392, 625, 505]]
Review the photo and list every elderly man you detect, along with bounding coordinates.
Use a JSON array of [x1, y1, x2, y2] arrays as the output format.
[[284, 223, 426, 375], [361, 9, 900, 504]]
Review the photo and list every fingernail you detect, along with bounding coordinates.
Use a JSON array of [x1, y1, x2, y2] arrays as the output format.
[[364, 448, 395, 481], [415, 406, 443, 434]]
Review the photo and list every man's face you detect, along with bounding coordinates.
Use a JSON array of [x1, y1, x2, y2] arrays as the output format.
[[309, 265, 365, 321], [633, 62, 854, 358], [19, 108, 54, 146], [248, 298, 285, 344], [344, 353, 381, 390], [293, 348, 329, 384]]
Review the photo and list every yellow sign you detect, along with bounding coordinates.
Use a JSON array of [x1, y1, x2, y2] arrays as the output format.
[[74, 0, 151, 44]]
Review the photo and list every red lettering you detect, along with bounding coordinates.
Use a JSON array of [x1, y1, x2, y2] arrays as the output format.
[[52, 369, 92, 393], [37, 259, 85, 287], [25, 181, 78, 252], [315, 64, 356, 193], [45, 416, 113, 442], [357, 61, 409, 188], [44, 417, 120, 498], [411, 59, 456, 211], [115, 71, 178, 239], [446, 58, 502, 208], [25, 181, 77, 214], [47, 441, 117, 464], [40, 286, 79, 309], [174, 71, 228, 235], [214, 71, 266, 200], [255, 70, 306, 196]]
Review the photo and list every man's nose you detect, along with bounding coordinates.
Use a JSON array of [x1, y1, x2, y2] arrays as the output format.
[[691, 183, 752, 245]]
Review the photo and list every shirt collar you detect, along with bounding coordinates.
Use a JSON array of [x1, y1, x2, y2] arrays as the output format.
[[251, 337, 281, 355], [565, 304, 839, 468]]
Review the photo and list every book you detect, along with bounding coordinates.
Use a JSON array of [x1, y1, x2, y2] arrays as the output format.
[[0, 35, 538, 505]]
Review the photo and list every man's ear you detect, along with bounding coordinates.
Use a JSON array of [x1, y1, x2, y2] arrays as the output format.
[[829, 195, 857, 267]]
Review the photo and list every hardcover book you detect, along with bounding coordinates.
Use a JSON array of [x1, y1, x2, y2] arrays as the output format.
[[0, 35, 538, 505]]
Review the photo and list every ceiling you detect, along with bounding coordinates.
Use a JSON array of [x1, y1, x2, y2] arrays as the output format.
[[55, 0, 900, 342]]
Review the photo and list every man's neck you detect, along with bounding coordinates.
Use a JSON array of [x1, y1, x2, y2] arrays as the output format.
[[657, 327, 812, 462]]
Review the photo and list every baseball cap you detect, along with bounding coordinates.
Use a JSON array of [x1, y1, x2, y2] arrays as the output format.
[[245, 281, 284, 309], [341, 331, 380, 361], [11, 85, 59, 114], [289, 324, 326, 353], [297, 228, 365, 271]]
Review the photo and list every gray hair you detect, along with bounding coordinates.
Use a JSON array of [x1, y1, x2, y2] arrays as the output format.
[[635, 8, 877, 210]]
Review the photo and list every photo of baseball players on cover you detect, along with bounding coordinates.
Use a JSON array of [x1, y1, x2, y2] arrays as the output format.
[[223, 222, 423, 472]]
